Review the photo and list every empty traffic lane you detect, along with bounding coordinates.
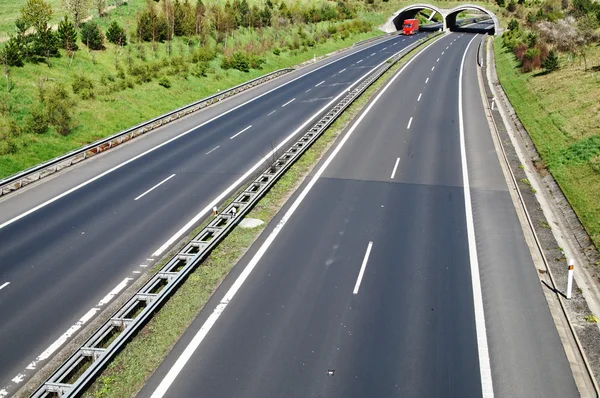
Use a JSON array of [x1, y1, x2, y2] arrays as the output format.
[[142, 32, 578, 398]]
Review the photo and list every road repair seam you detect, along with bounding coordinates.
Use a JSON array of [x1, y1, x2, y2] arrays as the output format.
[[148, 35, 442, 398]]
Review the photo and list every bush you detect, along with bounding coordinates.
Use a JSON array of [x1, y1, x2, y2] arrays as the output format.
[[221, 52, 250, 72], [190, 46, 216, 63], [542, 49, 559, 71], [191, 61, 209, 77], [26, 104, 49, 134], [273, 48, 280, 56], [507, 0, 517, 12], [81, 21, 105, 50], [508, 19, 519, 31], [44, 84, 74, 135], [72, 74, 95, 99], [158, 76, 171, 88], [106, 21, 127, 46]]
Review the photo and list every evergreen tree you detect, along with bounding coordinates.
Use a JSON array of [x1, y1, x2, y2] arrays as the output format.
[[1, 38, 24, 67], [58, 16, 79, 51], [81, 21, 105, 50], [106, 20, 127, 45], [542, 50, 559, 72]]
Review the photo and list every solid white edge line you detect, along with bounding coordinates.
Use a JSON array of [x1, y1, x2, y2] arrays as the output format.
[[417, 93, 422, 102], [0, 34, 401, 232], [407, 117, 413, 129], [0, 282, 9, 291], [315, 80, 325, 87], [149, 39, 418, 257], [459, 34, 495, 398], [353, 242, 373, 294], [390, 157, 400, 179], [281, 98, 296, 107], [204, 145, 220, 155], [149, 35, 440, 398], [134, 174, 176, 201], [230, 125, 252, 140]]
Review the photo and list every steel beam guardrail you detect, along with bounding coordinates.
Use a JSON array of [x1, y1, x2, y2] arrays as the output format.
[[0, 68, 293, 198], [30, 32, 440, 398]]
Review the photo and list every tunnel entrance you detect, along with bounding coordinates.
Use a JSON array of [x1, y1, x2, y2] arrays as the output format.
[[382, 3, 500, 36]]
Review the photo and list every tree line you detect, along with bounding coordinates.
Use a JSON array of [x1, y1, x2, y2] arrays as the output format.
[[1, 0, 357, 68]]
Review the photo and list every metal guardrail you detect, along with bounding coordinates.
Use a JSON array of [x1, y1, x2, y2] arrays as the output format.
[[30, 32, 440, 398], [0, 68, 293, 198], [352, 32, 397, 48]]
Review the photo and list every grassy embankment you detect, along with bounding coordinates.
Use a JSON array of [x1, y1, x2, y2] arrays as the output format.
[[0, 0, 498, 179], [494, 37, 600, 250], [83, 34, 439, 398]]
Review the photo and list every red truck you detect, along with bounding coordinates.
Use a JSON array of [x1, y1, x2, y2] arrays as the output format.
[[403, 19, 419, 35]]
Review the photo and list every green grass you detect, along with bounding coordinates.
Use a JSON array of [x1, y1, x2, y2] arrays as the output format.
[[0, 0, 497, 179], [494, 36, 600, 249], [83, 34, 440, 398]]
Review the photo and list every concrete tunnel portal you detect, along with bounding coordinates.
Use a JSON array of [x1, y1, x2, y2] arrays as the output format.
[[382, 4, 500, 35]]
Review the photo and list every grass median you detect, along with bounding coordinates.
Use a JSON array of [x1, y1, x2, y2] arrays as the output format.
[[84, 35, 439, 398]]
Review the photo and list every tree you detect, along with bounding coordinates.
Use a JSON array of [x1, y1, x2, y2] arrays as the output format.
[[81, 21, 105, 50], [106, 20, 127, 45], [58, 16, 79, 52], [62, 0, 89, 27], [1, 38, 24, 67], [542, 50, 559, 71], [20, 0, 53, 33], [93, 0, 106, 16], [44, 83, 74, 135], [195, 0, 205, 35]]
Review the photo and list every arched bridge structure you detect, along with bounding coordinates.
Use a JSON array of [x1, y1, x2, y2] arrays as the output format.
[[381, 3, 500, 35]]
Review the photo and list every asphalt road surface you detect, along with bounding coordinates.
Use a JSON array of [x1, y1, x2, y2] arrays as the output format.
[[141, 33, 578, 398], [0, 32, 424, 394]]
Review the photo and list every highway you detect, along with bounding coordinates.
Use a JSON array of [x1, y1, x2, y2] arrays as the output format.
[[141, 33, 578, 398], [0, 33, 423, 393]]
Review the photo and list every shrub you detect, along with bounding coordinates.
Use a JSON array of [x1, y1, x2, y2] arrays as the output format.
[[1, 37, 24, 67], [158, 76, 171, 88], [81, 21, 105, 50], [106, 21, 127, 46], [514, 43, 527, 61], [26, 104, 49, 134], [507, 0, 517, 12], [508, 18, 519, 30], [222, 52, 250, 72], [191, 61, 209, 77], [72, 74, 95, 99], [273, 48, 280, 55], [44, 84, 74, 135], [190, 46, 216, 63]]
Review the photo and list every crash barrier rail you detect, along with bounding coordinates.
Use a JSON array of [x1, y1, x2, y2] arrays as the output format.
[[30, 32, 441, 398], [0, 68, 293, 198]]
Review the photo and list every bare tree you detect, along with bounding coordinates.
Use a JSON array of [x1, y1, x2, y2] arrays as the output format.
[[62, 0, 89, 27]]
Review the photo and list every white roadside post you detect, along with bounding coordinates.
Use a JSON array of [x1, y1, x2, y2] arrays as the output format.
[[212, 206, 218, 216], [566, 259, 574, 299]]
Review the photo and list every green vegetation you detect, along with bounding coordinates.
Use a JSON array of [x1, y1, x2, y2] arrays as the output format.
[[494, 37, 600, 248], [84, 35, 439, 398], [0, 0, 498, 180], [493, 0, 600, 249]]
